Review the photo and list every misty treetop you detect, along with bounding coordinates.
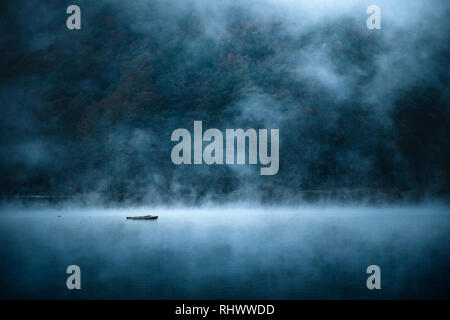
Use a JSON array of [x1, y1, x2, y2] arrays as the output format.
[[0, 0, 449, 204]]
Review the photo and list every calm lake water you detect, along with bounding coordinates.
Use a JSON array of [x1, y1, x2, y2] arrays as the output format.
[[0, 205, 449, 299]]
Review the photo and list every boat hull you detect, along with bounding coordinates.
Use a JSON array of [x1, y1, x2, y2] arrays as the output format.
[[126, 216, 158, 220]]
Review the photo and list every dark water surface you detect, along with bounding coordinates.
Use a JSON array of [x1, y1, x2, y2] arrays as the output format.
[[0, 205, 449, 299]]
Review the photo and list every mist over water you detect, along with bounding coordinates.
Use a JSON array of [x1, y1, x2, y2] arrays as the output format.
[[1, 205, 449, 299], [0, 0, 449, 300]]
